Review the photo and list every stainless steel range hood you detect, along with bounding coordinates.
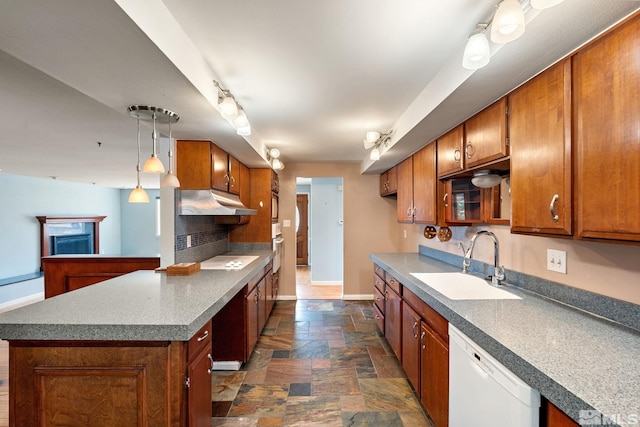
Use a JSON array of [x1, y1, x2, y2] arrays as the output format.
[[178, 189, 257, 216]]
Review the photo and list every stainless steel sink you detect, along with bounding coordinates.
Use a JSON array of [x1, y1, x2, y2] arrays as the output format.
[[410, 272, 521, 300]]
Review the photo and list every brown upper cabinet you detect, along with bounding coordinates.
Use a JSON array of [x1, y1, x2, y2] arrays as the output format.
[[380, 166, 398, 196], [573, 14, 640, 242], [464, 97, 509, 169], [397, 143, 438, 224], [437, 125, 465, 178], [509, 58, 572, 236], [176, 140, 244, 195]]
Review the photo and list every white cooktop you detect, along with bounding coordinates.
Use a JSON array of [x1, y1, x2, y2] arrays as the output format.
[[199, 255, 259, 270]]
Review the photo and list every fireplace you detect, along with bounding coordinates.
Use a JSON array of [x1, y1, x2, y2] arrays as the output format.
[[37, 216, 106, 270]]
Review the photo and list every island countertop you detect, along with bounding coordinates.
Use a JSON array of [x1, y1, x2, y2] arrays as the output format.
[[0, 250, 273, 342], [371, 251, 640, 426]]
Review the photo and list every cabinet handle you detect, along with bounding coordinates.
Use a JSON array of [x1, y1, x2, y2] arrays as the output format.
[[413, 321, 418, 339], [413, 207, 417, 217], [549, 194, 560, 223], [197, 330, 209, 342], [453, 148, 461, 163], [375, 314, 380, 320], [230, 176, 236, 188], [224, 173, 230, 184], [384, 290, 389, 301], [443, 193, 448, 208], [375, 296, 381, 302], [407, 206, 412, 219], [465, 141, 474, 159], [420, 331, 426, 349], [207, 353, 214, 375]]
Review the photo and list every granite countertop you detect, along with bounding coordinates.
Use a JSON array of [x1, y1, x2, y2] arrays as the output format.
[[371, 252, 640, 426], [0, 250, 273, 342]]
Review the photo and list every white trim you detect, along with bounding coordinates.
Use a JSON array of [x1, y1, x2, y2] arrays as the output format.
[[342, 294, 374, 301], [0, 292, 44, 313], [276, 295, 298, 301], [211, 361, 242, 371], [309, 281, 343, 286]]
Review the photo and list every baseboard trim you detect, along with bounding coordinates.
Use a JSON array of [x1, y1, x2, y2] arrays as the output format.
[[342, 294, 374, 301], [0, 292, 45, 313], [276, 295, 298, 301], [212, 361, 242, 371]]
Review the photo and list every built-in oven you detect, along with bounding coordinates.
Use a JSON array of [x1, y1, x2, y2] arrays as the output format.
[[271, 193, 279, 221], [272, 222, 283, 273]]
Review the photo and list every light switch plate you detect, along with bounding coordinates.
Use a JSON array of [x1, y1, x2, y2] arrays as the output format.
[[186, 235, 192, 248], [547, 249, 567, 274], [283, 219, 291, 227]]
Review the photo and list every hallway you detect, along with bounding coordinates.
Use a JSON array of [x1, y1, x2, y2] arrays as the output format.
[[295, 266, 342, 300], [211, 299, 432, 426]]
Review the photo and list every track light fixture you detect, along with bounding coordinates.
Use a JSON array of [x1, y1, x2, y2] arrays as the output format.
[[266, 147, 284, 170], [363, 130, 392, 161], [213, 80, 251, 136]]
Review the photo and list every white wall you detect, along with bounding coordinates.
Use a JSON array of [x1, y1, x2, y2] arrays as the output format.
[[120, 189, 161, 255]]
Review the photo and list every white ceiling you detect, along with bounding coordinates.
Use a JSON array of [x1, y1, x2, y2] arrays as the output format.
[[0, 0, 638, 189]]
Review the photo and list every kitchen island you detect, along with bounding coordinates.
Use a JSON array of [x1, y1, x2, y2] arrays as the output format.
[[0, 250, 272, 427], [371, 247, 640, 427]]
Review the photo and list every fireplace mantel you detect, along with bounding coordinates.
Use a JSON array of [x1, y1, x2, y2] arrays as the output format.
[[37, 216, 106, 270]]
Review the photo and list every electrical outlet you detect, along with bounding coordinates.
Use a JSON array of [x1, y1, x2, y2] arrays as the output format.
[[187, 235, 192, 248], [547, 249, 567, 274], [403, 230, 407, 238]]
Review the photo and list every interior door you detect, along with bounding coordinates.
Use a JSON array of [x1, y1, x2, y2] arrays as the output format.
[[296, 194, 309, 265]]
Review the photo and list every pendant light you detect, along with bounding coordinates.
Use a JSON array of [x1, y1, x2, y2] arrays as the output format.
[[161, 119, 180, 188], [370, 147, 381, 161], [143, 112, 165, 173], [129, 115, 150, 203], [491, 0, 526, 44]]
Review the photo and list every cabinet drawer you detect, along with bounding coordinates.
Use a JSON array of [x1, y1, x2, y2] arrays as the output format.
[[374, 274, 385, 293], [373, 303, 385, 333], [403, 288, 448, 342], [188, 319, 212, 361], [373, 285, 385, 314], [374, 264, 385, 280], [385, 272, 402, 295]]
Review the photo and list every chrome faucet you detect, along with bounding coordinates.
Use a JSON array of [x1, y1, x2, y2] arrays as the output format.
[[462, 230, 505, 286]]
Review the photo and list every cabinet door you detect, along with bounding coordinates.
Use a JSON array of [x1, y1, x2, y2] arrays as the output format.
[[464, 97, 508, 169], [445, 179, 482, 224], [437, 125, 464, 178], [246, 284, 259, 357], [413, 142, 437, 224], [545, 400, 580, 427], [257, 278, 268, 335], [510, 59, 572, 236], [420, 323, 449, 427], [384, 287, 402, 362], [228, 154, 240, 195], [176, 140, 212, 190], [211, 143, 229, 192], [187, 348, 213, 427], [396, 157, 414, 223], [573, 16, 640, 242], [401, 302, 421, 394], [387, 166, 397, 194], [380, 171, 389, 196]]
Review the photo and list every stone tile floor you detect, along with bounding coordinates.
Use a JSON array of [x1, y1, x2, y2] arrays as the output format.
[[211, 300, 434, 426]]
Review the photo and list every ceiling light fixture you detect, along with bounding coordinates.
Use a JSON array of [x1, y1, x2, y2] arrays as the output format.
[[471, 170, 502, 188], [462, 24, 491, 70], [143, 111, 164, 173], [491, 0, 526, 44], [128, 114, 149, 203], [363, 130, 392, 161], [213, 80, 251, 135], [266, 147, 284, 170], [531, 0, 565, 9]]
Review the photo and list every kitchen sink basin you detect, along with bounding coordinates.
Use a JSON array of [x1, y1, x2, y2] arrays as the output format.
[[410, 272, 521, 300]]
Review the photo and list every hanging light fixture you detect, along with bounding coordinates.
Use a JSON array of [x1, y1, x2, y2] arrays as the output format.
[[142, 112, 165, 173], [491, 0, 526, 44], [531, 0, 565, 9], [128, 115, 150, 203], [363, 130, 392, 161], [161, 116, 181, 188], [462, 24, 491, 70]]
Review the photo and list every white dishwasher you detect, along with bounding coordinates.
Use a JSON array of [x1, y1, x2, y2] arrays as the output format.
[[449, 324, 540, 427]]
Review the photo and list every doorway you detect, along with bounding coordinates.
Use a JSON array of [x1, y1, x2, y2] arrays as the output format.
[[295, 177, 343, 299]]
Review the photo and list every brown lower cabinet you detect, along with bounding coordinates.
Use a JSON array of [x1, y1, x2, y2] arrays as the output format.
[[384, 281, 402, 362], [9, 322, 213, 426], [544, 400, 580, 427]]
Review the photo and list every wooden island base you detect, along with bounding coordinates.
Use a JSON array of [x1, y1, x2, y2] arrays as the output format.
[[9, 335, 210, 427]]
